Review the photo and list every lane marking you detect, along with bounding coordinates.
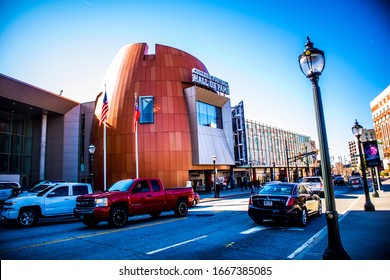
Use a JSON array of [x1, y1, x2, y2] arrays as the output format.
[[146, 235, 208, 255], [240, 226, 267, 234], [0, 218, 186, 255], [288, 193, 365, 259], [240, 226, 303, 235], [287, 227, 326, 259]]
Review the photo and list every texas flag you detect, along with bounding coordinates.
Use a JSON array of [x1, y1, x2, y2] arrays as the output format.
[[133, 93, 140, 132]]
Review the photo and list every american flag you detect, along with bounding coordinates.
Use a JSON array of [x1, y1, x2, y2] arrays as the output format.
[[99, 91, 109, 126], [133, 93, 141, 132]]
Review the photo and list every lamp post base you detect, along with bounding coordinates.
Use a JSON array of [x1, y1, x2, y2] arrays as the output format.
[[323, 211, 351, 260], [364, 202, 375, 211], [323, 247, 351, 260]]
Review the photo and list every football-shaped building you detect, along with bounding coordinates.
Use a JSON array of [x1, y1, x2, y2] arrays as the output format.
[[91, 43, 234, 190]]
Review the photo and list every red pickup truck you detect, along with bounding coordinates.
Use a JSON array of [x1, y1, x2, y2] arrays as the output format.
[[74, 178, 194, 228]]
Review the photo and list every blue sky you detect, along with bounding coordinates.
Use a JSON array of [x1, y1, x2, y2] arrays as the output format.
[[1, 0, 389, 161]]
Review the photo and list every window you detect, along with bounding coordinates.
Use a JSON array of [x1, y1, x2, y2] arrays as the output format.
[[151, 180, 161, 192], [140, 96, 154, 124], [132, 181, 151, 193], [48, 186, 69, 197], [72, 185, 89, 196], [196, 101, 223, 128]]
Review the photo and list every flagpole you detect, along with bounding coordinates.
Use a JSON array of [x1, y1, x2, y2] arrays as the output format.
[[103, 84, 107, 191], [135, 121, 139, 178], [134, 92, 139, 178], [104, 122, 107, 190]]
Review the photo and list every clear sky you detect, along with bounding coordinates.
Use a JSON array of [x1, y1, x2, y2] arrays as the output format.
[[1, 0, 389, 162]]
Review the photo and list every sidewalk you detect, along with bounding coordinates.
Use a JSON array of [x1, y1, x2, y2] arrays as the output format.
[[198, 187, 253, 202], [294, 181, 390, 260], [198, 181, 390, 260]]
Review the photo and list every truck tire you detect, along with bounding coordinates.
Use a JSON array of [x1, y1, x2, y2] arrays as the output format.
[[82, 215, 99, 228], [108, 206, 128, 228], [174, 199, 188, 217], [18, 208, 39, 227]]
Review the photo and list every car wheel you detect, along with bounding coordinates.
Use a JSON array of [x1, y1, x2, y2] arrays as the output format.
[[316, 200, 322, 216], [298, 208, 307, 227], [82, 215, 99, 227], [174, 199, 188, 217], [18, 208, 39, 227], [253, 218, 263, 224], [108, 207, 128, 228]]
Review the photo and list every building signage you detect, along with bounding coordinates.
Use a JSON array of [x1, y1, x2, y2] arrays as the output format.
[[363, 140, 381, 167], [191, 68, 230, 95]]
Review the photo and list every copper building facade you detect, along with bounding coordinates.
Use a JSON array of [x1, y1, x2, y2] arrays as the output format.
[[91, 43, 234, 190]]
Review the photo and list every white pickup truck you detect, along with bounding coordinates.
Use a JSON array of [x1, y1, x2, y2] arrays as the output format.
[[1, 182, 93, 227]]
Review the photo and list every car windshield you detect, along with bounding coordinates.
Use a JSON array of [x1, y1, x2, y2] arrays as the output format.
[[109, 180, 134, 192], [302, 177, 320, 183], [259, 184, 294, 195], [0, 183, 19, 189], [29, 184, 52, 193]]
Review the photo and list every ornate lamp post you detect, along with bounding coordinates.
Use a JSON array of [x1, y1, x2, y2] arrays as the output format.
[[298, 36, 350, 259], [212, 155, 217, 198], [352, 119, 376, 211], [272, 161, 275, 181], [88, 144, 96, 190]]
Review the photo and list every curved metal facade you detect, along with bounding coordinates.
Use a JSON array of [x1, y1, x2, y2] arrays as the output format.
[[91, 43, 230, 189]]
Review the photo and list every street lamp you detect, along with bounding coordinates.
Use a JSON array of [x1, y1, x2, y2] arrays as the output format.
[[88, 144, 96, 190], [299, 36, 350, 260], [272, 161, 275, 181], [352, 119, 376, 211], [285, 140, 290, 182], [249, 161, 254, 193], [212, 155, 217, 198]]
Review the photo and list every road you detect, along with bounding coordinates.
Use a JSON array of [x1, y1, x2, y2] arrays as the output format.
[[0, 185, 364, 260]]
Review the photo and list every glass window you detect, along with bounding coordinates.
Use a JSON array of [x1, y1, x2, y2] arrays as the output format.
[[72, 185, 89, 196], [196, 101, 223, 129], [133, 181, 151, 193], [151, 180, 161, 192], [140, 96, 154, 124], [48, 186, 69, 197]]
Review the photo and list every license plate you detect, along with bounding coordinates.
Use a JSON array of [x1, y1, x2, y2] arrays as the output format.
[[264, 200, 272, 206]]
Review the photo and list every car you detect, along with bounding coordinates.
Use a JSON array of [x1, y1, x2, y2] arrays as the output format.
[[2, 182, 93, 227], [333, 176, 346, 186], [300, 176, 324, 197], [248, 182, 322, 226], [348, 176, 362, 189], [192, 192, 200, 206], [0, 182, 21, 202]]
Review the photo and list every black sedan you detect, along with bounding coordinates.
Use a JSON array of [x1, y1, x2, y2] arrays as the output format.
[[248, 182, 322, 226], [333, 176, 346, 186]]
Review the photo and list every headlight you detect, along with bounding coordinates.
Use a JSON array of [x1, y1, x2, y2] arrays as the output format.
[[95, 198, 108, 207]]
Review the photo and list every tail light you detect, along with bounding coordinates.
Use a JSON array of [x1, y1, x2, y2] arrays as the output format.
[[249, 196, 253, 205], [286, 196, 295, 206]]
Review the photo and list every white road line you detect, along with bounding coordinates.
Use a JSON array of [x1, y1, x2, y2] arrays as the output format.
[[146, 235, 208, 255], [240, 226, 267, 234], [287, 227, 326, 259], [288, 194, 365, 259]]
